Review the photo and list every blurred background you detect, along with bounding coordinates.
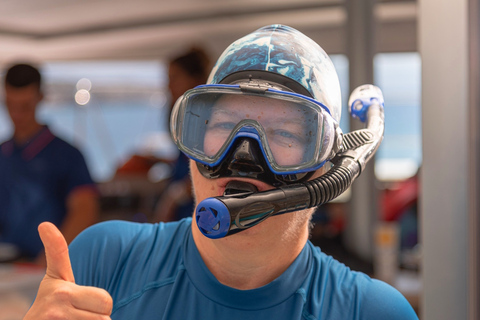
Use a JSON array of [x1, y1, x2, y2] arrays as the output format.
[[0, 0, 478, 319]]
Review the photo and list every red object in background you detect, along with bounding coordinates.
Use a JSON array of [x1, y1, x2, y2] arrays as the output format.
[[381, 175, 419, 222]]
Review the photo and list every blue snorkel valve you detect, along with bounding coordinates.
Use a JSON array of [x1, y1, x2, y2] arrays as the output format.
[[196, 85, 385, 239], [348, 84, 384, 123]]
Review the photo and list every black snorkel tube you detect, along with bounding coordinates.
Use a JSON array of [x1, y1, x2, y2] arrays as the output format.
[[195, 85, 385, 239]]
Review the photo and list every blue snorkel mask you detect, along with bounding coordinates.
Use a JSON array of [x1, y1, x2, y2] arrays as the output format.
[[170, 25, 385, 238], [171, 81, 341, 186]]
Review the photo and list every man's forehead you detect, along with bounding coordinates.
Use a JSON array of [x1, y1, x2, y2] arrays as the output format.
[[213, 94, 302, 111], [211, 103, 307, 126]]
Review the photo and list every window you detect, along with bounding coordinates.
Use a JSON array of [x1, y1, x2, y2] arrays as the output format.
[[374, 53, 422, 181]]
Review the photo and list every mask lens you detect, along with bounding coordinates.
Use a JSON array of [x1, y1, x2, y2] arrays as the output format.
[[174, 86, 326, 172], [207, 94, 318, 164]]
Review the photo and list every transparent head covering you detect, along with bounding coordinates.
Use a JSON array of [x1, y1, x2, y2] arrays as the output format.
[[208, 24, 342, 122]]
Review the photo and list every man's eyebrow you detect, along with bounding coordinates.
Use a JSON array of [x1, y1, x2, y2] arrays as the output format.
[[211, 108, 232, 115]]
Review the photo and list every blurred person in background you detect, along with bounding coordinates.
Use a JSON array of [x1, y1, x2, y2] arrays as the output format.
[[153, 47, 211, 222], [0, 63, 99, 265]]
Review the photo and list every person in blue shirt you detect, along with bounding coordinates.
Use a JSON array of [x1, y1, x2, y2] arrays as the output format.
[[24, 25, 418, 319], [0, 63, 99, 264]]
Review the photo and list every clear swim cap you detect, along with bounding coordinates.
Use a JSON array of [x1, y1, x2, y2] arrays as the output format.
[[207, 24, 342, 122]]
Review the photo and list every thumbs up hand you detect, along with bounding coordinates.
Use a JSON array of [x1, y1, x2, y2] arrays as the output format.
[[24, 222, 113, 320]]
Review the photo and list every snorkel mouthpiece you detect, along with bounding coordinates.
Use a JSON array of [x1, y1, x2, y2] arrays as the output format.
[[196, 84, 385, 239], [196, 181, 311, 238], [197, 181, 260, 238]]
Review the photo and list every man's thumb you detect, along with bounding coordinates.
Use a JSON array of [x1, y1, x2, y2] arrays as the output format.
[[38, 221, 75, 283]]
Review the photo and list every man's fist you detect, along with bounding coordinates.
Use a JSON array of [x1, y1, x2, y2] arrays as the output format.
[[23, 222, 113, 320]]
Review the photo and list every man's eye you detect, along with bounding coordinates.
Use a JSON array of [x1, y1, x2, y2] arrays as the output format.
[[276, 130, 303, 140], [270, 129, 306, 146], [277, 130, 296, 139]]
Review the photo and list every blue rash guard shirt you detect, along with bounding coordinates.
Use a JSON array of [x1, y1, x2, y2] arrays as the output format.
[[70, 219, 418, 320], [0, 126, 96, 258]]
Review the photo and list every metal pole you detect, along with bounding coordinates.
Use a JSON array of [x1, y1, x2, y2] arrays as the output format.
[[345, 0, 377, 262]]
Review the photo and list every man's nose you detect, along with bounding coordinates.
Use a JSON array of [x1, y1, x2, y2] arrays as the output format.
[[228, 139, 264, 174]]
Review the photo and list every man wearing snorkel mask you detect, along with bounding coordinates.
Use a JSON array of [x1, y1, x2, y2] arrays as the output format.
[[25, 25, 418, 320]]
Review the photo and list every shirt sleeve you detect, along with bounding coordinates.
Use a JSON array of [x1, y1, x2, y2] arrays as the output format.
[[360, 278, 419, 320]]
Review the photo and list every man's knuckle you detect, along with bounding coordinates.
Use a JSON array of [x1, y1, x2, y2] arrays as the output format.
[[52, 285, 73, 302], [44, 308, 67, 320], [98, 289, 113, 313]]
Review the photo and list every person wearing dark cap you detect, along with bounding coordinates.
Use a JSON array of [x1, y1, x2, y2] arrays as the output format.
[[0, 63, 99, 264]]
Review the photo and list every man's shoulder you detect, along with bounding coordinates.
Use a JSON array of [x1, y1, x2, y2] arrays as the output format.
[[0, 138, 14, 158], [71, 219, 192, 254], [48, 134, 82, 153], [305, 244, 418, 319], [359, 278, 419, 319], [70, 219, 193, 291], [44, 134, 90, 170]]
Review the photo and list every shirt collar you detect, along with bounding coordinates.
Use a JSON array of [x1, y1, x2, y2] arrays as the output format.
[[1, 126, 55, 161], [183, 224, 312, 310]]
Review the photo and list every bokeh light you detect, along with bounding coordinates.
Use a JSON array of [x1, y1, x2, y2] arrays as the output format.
[[75, 89, 91, 105]]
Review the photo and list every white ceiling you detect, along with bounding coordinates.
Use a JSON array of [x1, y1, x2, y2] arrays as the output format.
[[0, 0, 417, 65]]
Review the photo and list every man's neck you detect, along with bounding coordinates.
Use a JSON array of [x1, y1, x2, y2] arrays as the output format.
[[14, 123, 44, 145], [191, 210, 311, 290]]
